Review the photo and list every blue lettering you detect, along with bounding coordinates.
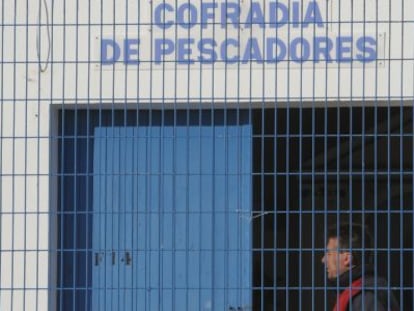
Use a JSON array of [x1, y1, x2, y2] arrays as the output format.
[[124, 39, 140, 64], [290, 37, 311, 62], [292, 2, 300, 28], [177, 38, 195, 64], [221, 39, 239, 63], [269, 2, 288, 28], [242, 38, 263, 63], [266, 38, 286, 62], [154, 39, 174, 63], [303, 2, 324, 28], [244, 2, 265, 28], [314, 37, 333, 62], [198, 39, 218, 63], [356, 36, 377, 62], [336, 36, 353, 62], [220, 3, 240, 29], [154, 3, 174, 29], [201, 3, 218, 29], [177, 3, 197, 29], [101, 39, 121, 64]]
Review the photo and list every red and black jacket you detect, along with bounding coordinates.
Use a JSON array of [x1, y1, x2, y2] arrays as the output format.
[[330, 266, 400, 311]]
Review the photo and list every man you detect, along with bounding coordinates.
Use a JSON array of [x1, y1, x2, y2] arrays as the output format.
[[321, 223, 399, 311]]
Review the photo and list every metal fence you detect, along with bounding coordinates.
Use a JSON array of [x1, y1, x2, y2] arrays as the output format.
[[1, 0, 413, 310]]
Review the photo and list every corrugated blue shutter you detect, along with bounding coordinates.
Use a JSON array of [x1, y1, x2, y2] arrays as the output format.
[[92, 125, 252, 310]]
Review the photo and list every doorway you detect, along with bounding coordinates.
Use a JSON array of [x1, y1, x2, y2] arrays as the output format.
[[57, 106, 413, 310]]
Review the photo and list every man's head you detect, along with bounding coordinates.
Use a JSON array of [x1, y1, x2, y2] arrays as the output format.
[[321, 223, 372, 280]]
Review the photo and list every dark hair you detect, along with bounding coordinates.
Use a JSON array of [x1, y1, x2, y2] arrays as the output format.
[[327, 223, 373, 266]]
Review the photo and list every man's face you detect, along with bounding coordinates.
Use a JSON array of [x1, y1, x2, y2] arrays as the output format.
[[321, 237, 351, 279]]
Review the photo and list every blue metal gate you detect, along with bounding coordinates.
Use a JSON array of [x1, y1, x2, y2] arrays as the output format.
[[1, 0, 414, 309]]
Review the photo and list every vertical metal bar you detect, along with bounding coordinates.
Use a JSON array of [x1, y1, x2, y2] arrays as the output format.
[[223, 8, 230, 304], [298, 103, 303, 310], [108, 67, 114, 311], [93, 128, 101, 311], [323, 1, 329, 307], [134, 126, 141, 310], [348, 82, 354, 311], [0, 0, 3, 307], [123, 1, 130, 310], [23, 0, 29, 309], [122, 0, 132, 308], [273, 90, 278, 311], [59, 0, 68, 308], [131, 129, 136, 311], [373, 0, 379, 307], [224, 101, 229, 311], [109, 1, 117, 304], [411, 25, 414, 309], [156, 113, 162, 311], [262, 2, 267, 306], [238, 5, 243, 309], [185, 2, 193, 310], [386, 0, 392, 308], [197, 2, 203, 310], [197, 102, 202, 311], [134, 0, 142, 306], [336, 0, 344, 304], [373, 106, 378, 311], [273, 2, 280, 307], [348, 0, 354, 310], [159, 0, 168, 303], [159, 5, 165, 308], [133, 0, 141, 306], [260, 80, 264, 311], [311, 100, 315, 311], [286, 2, 291, 309], [323, 75, 328, 311], [285, 108, 290, 310], [386, 105, 391, 311], [97, 1, 104, 310], [236, 110, 242, 310], [361, 85, 366, 310], [172, 0, 178, 308], [11, 0, 18, 309], [123, 39, 129, 311], [399, 106, 403, 309], [147, 103, 152, 311], [72, 46, 78, 311], [74, 0, 80, 306], [145, 126, 150, 311], [361, 1, 368, 307], [36, 0, 42, 308], [110, 1, 118, 304], [185, 63, 191, 311], [85, 0, 91, 308], [210, 106, 215, 311], [399, 0, 405, 307], [298, 2, 304, 310], [49, 0, 56, 310], [310, 3, 319, 308]]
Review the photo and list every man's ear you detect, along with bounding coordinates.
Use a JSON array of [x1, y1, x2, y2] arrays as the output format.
[[343, 252, 352, 267]]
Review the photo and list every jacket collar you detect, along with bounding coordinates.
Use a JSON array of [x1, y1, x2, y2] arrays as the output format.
[[329, 265, 374, 288]]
